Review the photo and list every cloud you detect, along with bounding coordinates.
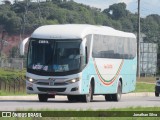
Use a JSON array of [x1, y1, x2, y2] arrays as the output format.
[[142, 0, 160, 7], [116, 0, 134, 5], [74, 0, 135, 10]]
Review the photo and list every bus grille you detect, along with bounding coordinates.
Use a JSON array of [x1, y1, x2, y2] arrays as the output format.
[[36, 82, 68, 86], [36, 82, 49, 85], [37, 87, 66, 92]]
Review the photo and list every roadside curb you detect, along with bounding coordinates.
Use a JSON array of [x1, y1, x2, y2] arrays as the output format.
[[0, 92, 155, 100], [0, 95, 66, 100], [123, 92, 154, 97]]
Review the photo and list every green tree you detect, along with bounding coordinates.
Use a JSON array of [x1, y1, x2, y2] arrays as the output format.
[[0, 0, 159, 44], [103, 3, 128, 20], [9, 46, 19, 58], [0, 10, 21, 34], [120, 18, 133, 32], [128, 14, 138, 32], [102, 18, 112, 27], [142, 15, 159, 42], [111, 20, 122, 30]]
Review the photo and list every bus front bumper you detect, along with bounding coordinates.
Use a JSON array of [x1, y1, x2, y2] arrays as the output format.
[[26, 80, 81, 95]]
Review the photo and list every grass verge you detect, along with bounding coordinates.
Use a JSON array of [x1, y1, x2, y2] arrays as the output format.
[[135, 82, 155, 92], [0, 90, 26, 96], [137, 77, 156, 83]]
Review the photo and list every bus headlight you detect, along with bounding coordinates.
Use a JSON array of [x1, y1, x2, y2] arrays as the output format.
[[66, 78, 80, 84], [26, 77, 36, 83], [29, 78, 33, 82]]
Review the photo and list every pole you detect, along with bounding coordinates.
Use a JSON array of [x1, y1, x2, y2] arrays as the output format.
[[137, 0, 140, 77]]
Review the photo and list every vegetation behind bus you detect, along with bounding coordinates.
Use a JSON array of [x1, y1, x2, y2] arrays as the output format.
[[0, 68, 26, 95], [0, 1, 159, 43]]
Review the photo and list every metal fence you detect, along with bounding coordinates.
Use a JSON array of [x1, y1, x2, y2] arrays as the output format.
[[0, 77, 25, 94], [140, 42, 157, 77], [0, 58, 26, 94]]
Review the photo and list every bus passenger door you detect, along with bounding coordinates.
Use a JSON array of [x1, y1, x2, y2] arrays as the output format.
[[80, 38, 90, 94]]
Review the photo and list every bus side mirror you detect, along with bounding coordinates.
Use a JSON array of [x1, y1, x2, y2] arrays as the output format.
[[20, 37, 29, 55]]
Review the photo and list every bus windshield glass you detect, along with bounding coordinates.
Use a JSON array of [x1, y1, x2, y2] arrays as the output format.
[[27, 39, 81, 72]]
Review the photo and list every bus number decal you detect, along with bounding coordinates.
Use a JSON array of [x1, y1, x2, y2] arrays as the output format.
[[104, 64, 113, 69]]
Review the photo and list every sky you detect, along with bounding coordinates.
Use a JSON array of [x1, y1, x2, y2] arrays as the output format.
[[1, 0, 160, 17], [74, 0, 160, 17]]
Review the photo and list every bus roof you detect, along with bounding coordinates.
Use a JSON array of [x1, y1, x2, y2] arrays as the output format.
[[31, 24, 136, 39]]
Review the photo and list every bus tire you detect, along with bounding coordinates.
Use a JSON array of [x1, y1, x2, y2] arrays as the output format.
[[67, 95, 78, 102], [113, 80, 122, 101], [155, 92, 159, 97], [82, 83, 93, 102], [105, 94, 112, 101], [38, 94, 48, 102]]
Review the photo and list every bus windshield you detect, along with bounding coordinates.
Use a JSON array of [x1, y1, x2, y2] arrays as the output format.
[[27, 39, 81, 72]]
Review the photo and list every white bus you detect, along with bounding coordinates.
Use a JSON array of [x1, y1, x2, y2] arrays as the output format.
[[20, 24, 137, 102]]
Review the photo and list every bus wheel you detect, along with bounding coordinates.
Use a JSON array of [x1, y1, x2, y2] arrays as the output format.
[[105, 81, 122, 102], [82, 84, 93, 102], [113, 81, 122, 101], [105, 94, 112, 101], [38, 94, 48, 102], [67, 95, 78, 102], [155, 92, 159, 97]]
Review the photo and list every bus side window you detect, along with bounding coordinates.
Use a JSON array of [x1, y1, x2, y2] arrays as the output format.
[[85, 46, 88, 64], [85, 34, 92, 62]]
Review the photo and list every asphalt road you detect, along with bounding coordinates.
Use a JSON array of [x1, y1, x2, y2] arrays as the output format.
[[0, 93, 159, 111]]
